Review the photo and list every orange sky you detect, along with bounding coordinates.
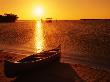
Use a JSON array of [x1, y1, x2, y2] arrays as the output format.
[[0, 0, 110, 20]]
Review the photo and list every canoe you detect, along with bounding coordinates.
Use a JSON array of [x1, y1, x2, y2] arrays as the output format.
[[4, 45, 61, 78]]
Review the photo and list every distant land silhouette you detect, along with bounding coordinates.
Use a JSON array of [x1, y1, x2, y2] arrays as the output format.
[[80, 19, 110, 21], [0, 13, 18, 23]]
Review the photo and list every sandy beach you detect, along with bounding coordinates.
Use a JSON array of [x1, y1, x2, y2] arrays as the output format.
[[0, 50, 110, 82], [0, 50, 83, 82]]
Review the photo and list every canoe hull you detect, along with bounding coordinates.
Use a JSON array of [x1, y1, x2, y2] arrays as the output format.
[[4, 47, 61, 77]]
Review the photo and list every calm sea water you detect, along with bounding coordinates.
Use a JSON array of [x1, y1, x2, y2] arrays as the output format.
[[0, 20, 110, 69]]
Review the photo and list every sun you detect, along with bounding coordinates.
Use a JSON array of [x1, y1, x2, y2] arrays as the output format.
[[34, 7, 44, 19]]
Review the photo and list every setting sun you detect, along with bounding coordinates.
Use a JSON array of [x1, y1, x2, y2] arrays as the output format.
[[1, 0, 110, 20], [34, 7, 44, 19]]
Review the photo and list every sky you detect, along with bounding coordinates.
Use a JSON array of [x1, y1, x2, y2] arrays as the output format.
[[0, 0, 110, 20]]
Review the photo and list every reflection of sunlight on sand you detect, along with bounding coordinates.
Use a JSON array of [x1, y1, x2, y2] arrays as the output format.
[[35, 20, 45, 53]]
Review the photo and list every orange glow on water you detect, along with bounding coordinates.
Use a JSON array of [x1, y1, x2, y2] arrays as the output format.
[[35, 20, 44, 53]]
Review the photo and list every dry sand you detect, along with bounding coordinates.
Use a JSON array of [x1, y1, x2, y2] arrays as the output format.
[[0, 50, 110, 82], [0, 50, 83, 82]]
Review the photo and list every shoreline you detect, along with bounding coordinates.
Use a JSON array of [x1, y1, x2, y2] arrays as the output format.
[[0, 51, 110, 82]]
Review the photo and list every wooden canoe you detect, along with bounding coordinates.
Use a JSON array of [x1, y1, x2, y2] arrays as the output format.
[[4, 45, 61, 78]]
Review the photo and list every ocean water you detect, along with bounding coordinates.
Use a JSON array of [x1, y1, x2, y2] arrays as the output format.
[[0, 20, 110, 69]]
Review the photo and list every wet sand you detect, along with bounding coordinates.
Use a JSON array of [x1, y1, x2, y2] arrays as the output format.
[[13, 63, 83, 82], [0, 51, 110, 82], [72, 64, 110, 82]]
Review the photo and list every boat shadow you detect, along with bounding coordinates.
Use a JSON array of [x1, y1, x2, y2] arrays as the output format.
[[13, 63, 84, 82]]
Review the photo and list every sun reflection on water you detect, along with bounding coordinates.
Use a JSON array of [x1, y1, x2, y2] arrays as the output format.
[[35, 20, 45, 53]]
